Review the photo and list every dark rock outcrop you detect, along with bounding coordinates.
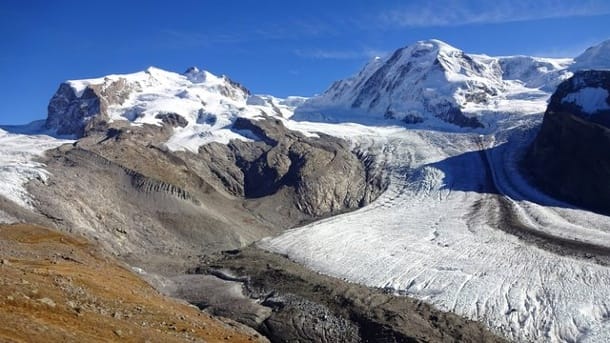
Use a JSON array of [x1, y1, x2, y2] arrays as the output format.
[[45, 83, 103, 136], [200, 246, 508, 343], [423, 98, 483, 128], [199, 117, 385, 219], [524, 70, 610, 214], [45, 78, 134, 136], [260, 294, 360, 343], [155, 112, 188, 128], [546, 70, 610, 126]]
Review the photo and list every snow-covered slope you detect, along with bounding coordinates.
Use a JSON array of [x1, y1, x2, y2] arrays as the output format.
[[294, 39, 572, 128], [571, 39, 610, 71], [562, 87, 610, 114], [0, 127, 72, 211], [45, 66, 305, 152], [498, 55, 573, 91]]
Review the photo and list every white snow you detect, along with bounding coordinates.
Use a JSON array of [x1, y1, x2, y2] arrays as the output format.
[[64, 67, 308, 153], [562, 87, 610, 114], [0, 128, 72, 210], [571, 39, 610, 71], [294, 39, 572, 128], [498, 55, 573, 91]]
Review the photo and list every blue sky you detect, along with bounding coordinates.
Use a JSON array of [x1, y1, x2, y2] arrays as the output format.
[[1, 0, 610, 125]]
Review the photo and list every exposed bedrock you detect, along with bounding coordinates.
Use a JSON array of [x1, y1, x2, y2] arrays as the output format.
[[524, 70, 610, 214], [27, 117, 385, 274]]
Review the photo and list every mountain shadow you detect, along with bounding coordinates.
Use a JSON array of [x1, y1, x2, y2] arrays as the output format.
[[425, 141, 581, 211]]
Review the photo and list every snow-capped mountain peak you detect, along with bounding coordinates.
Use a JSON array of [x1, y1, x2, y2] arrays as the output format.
[[45, 67, 304, 152], [403, 39, 460, 57], [294, 39, 572, 128], [182, 66, 227, 85], [571, 39, 610, 71], [43, 39, 610, 152]]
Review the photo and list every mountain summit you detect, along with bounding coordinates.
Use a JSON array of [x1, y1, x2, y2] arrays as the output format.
[[571, 39, 610, 71], [44, 67, 302, 152], [294, 39, 572, 128]]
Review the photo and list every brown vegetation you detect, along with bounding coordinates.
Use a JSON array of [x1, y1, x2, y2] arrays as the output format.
[[0, 224, 267, 343]]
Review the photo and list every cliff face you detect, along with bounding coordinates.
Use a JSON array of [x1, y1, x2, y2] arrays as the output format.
[[525, 70, 610, 214], [45, 78, 136, 136]]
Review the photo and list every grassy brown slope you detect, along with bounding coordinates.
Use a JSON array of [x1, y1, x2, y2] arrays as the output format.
[[0, 224, 267, 343]]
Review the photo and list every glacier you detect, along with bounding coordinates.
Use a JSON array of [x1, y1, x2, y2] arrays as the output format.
[[0, 125, 72, 211], [260, 39, 610, 343], [261, 113, 610, 343]]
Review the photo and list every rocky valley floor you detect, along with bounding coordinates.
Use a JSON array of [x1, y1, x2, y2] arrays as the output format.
[[195, 246, 506, 343]]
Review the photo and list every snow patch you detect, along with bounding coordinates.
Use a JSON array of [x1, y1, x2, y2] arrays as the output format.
[[562, 87, 610, 114], [0, 129, 73, 209]]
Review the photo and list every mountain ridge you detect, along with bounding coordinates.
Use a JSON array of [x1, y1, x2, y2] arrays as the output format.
[[41, 38, 610, 139], [44, 66, 307, 152]]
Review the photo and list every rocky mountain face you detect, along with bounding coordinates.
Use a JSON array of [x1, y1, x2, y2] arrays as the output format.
[[7, 66, 392, 341], [294, 39, 571, 127], [24, 67, 387, 274], [46, 83, 107, 136], [525, 70, 610, 214], [44, 66, 296, 145]]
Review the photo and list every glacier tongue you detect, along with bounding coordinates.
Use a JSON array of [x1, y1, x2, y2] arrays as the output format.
[[261, 113, 610, 343], [0, 128, 73, 210]]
